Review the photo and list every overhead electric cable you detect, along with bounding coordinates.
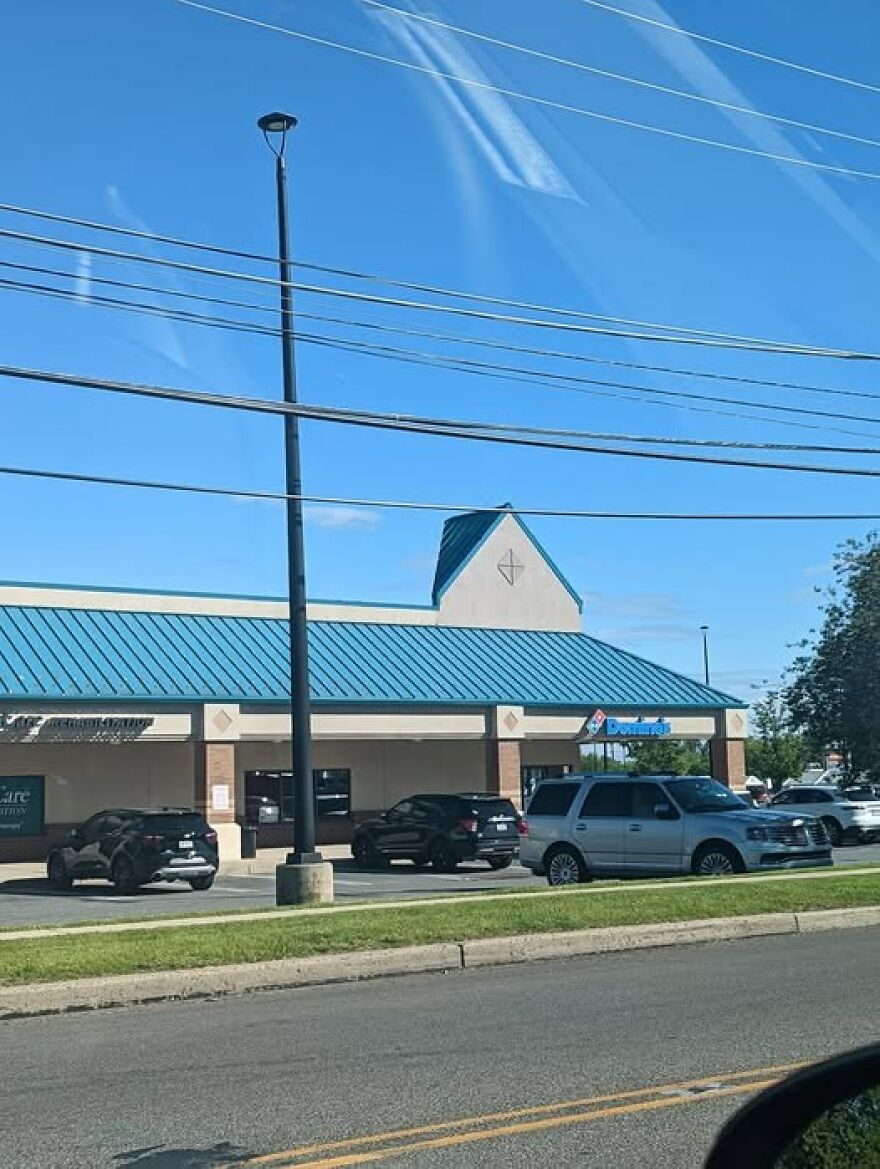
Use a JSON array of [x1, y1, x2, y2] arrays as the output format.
[[173, 0, 880, 183], [4, 223, 879, 358], [4, 362, 880, 477], [577, 0, 880, 96], [5, 274, 880, 435], [363, 0, 880, 151], [3, 462, 880, 521]]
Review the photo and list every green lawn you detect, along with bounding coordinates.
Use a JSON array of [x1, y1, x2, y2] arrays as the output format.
[[1, 871, 878, 986]]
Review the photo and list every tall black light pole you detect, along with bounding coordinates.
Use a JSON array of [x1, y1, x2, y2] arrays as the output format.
[[700, 624, 711, 687], [258, 112, 320, 867]]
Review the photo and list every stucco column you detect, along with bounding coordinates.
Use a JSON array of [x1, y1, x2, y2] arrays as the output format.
[[710, 739, 746, 788], [195, 741, 241, 861]]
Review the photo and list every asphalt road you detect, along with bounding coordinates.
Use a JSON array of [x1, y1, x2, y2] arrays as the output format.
[[2, 841, 880, 927], [2, 928, 877, 1168]]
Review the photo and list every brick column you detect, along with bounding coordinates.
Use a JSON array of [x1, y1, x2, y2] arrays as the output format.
[[195, 742, 241, 860], [485, 739, 522, 806], [710, 739, 746, 788]]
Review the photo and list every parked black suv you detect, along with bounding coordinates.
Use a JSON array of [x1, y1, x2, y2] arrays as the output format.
[[47, 808, 219, 893], [351, 793, 524, 871]]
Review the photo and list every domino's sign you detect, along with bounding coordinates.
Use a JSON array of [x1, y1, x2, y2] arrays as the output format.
[[585, 709, 671, 738], [607, 717, 671, 737]]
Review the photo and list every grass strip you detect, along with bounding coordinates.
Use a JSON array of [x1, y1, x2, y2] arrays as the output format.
[[1, 872, 879, 986], [3, 863, 879, 935]]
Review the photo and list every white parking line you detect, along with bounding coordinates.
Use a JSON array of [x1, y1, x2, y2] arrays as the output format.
[[334, 878, 376, 888]]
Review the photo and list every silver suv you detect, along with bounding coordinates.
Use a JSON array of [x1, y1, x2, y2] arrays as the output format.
[[520, 774, 832, 886]]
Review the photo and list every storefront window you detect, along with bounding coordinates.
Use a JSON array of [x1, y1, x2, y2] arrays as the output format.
[[520, 764, 573, 805], [244, 768, 351, 823]]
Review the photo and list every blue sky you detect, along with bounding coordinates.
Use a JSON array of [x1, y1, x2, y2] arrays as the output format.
[[2, 0, 880, 699]]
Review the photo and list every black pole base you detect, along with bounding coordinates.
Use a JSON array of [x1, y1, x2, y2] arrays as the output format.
[[285, 850, 323, 865]]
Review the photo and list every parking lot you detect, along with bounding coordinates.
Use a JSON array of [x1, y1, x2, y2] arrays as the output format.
[[1, 841, 879, 929]]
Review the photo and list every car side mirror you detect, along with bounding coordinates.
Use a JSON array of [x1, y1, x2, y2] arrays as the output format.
[[653, 803, 679, 821], [705, 1043, 880, 1168]]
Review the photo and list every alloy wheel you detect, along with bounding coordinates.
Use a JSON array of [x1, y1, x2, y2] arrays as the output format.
[[548, 850, 581, 885]]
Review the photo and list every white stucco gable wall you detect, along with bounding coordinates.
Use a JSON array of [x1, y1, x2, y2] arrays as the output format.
[[436, 514, 582, 631]]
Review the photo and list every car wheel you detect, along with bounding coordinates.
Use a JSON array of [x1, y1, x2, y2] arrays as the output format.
[[429, 839, 458, 873], [487, 856, 513, 871], [188, 874, 215, 891], [352, 835, 377, 868], [821, 817, 843, 847], [110, 855, 139, 894], [691, 843, 744, 877], [545, 845, 588, 887], [47, 852, 73, 891]]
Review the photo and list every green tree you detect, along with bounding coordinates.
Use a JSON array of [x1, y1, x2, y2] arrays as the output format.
[[786, 535, 880, 780], [627, 740, 709, 776], [579, 750, 628, 773], [745, 693, 805, 790]]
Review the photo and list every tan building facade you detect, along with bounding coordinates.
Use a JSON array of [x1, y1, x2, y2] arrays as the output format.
[[0, 508, 746, 862]]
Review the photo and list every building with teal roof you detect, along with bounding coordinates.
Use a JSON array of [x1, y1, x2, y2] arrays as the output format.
[[0, 506, 746, 861]]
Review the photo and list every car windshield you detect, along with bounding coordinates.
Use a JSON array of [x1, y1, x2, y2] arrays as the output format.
[[663, 778, 749, 813], [841, 789, 879, 802]]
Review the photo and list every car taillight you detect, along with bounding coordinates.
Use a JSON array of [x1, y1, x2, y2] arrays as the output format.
[[137, 834, 163, 847], [204, 831, 218, 845], [517, 818, 528, 836], [458, 817, 478, 833]]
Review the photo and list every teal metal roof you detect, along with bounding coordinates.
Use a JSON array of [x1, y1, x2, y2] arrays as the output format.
[[431, 505, 582, 612], [0, 605, 741, 709]]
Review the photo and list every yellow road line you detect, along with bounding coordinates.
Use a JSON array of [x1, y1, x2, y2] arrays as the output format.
[[231, 1062, 803, 1167], [278, 1079, 778, 1169]]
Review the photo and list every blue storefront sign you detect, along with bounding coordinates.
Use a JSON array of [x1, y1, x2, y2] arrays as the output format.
[[584, 709, 671, 738], [0, 776, 45, 837]]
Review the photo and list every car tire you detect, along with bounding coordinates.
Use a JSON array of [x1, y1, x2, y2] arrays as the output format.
[[821, 817, 844, 847], [545, 844, 588, 887], [691, 842, 745, 877], [47, 852, 73, 891], [110, 855, 139, 895], [429, 839, 458, 873], [188, 874, 215, 891], [487, 856, 513, 871], [352, 834, 378, 869]]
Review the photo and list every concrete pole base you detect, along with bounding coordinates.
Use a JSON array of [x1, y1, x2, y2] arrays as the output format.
[[276, 861, 334, 906]]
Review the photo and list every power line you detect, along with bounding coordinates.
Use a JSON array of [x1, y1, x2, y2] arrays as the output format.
[[578, 0, 880, 97], [3, 199, 873, 355], [364, 0, 880, 151], [3, 461, 880, 522], [5, 272, 880, 435], [174, 0, 880, 184], [5, 255, 880, 415], [4, 221, 880, 359], [5, 361, 880, 477]]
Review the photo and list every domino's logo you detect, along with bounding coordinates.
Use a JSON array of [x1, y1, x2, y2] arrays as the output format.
[[586, 709, 606, 737]]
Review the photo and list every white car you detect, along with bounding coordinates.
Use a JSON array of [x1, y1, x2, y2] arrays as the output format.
[[769, 785, 880, 846]]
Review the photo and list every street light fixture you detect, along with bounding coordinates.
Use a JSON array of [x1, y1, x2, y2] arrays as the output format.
[[259, 111, 331, 904], [700, 625, 711, 687]]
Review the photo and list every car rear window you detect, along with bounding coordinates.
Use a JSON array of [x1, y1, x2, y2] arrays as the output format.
[[458, 798, 517, 818], [138, 813, 210, 834], [527, 782, 580, 817]]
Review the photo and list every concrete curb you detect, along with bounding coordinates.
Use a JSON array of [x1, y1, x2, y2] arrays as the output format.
[[2, 906, 879, 1020]]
